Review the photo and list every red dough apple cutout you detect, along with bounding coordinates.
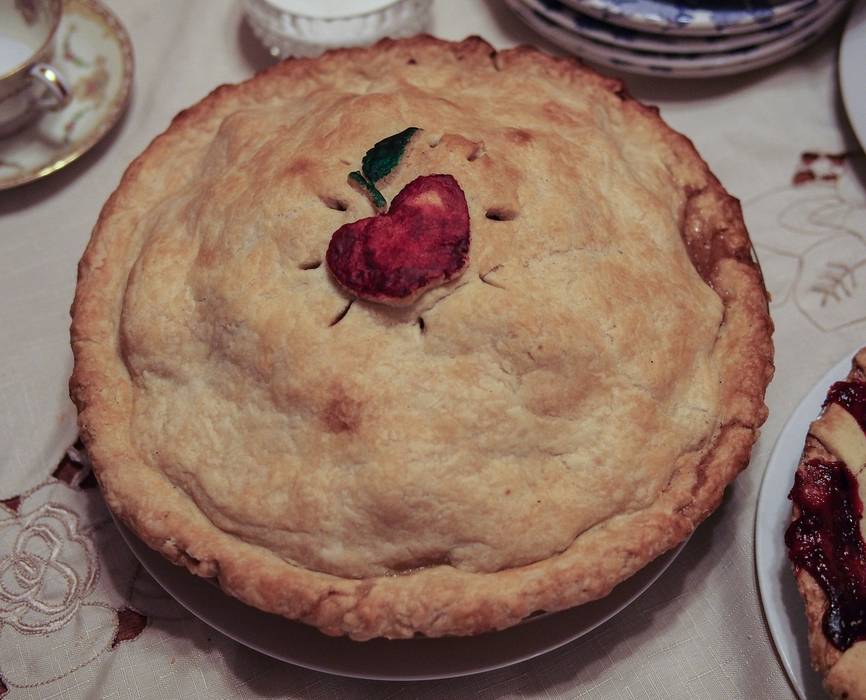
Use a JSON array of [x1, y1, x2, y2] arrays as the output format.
[[327, 174, 470, 306], [325, 128, 471, 307]]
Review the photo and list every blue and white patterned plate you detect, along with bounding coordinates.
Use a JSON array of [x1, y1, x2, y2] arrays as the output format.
[[558, 0, 816, 35], [526, 0, 831, 53], [507, 0, 850, 76]]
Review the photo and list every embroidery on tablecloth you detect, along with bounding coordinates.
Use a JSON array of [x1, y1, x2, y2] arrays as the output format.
[[0, 444, 151, 692], [0, 441, 92, 516], [0, 497, 20, 514], [113, 606, 148, 647], [0, 503, 97, 634], [749, 151, 866, 332]]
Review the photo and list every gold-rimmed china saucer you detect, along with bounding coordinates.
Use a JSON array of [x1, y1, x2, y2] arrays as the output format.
[[0, 0, 133, 190]]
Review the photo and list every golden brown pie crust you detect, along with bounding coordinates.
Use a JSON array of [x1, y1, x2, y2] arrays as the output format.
[[70, 36, 773, 640], [790, 349, 866, 700]]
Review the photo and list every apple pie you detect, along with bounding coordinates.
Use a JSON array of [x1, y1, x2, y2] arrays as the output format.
[[70, 36, 773, 640]]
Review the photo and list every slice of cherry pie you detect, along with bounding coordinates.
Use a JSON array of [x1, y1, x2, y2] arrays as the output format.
[[787, 348, 866, 699]]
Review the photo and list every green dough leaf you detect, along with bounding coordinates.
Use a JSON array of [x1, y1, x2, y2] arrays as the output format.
[[361, 127, 421, 184], [348, 171, 386, 210]]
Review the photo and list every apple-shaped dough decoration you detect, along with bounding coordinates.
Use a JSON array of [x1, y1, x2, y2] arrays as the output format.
[[327, 174, 470, 306], [326, 128, 471, 306]]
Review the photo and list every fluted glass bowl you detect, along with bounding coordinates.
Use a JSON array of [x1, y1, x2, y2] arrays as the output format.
[[243, 0, 434, 58]]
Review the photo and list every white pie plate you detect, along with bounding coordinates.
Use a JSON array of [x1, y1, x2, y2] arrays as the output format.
[[754, 349, 862, 700], [115, 517, 685, 680]]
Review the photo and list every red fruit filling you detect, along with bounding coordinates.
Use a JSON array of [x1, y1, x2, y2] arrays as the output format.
[[326, 174, 470, 306], [826, 381, 866, 430], [787, 459, 866, 650], [787, 380, 866, 651]]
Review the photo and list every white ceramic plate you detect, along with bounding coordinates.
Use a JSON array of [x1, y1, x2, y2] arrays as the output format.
[[116, 518, 686, 680], [525, 0, 838, 54], [559, 0, 816, 36], [754, 349, 862, 700], [840, 0, 866, 152], [508, 0, 849, 77]]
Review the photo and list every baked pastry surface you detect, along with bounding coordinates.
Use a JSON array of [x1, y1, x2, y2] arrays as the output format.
[[70, 36, 773, 639], [788, 348, 866, 700]]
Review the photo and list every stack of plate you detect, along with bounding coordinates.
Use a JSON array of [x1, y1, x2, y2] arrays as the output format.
[[506, 0, 852, 77]]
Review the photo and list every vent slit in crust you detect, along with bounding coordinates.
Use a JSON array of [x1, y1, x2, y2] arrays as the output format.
[[320, 196, 349, 212], [329, 299, 354, 327], [479, 265, 506, 289], [485, 208, 517, 222]]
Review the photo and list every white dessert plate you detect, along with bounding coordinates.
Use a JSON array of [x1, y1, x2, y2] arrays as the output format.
[[840, 0, 866, 152], [115, 517, 686, 680], [754, 349, 862, 700]]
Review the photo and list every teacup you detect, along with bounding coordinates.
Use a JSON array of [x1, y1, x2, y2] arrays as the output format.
[[0, 0, 70, 137]]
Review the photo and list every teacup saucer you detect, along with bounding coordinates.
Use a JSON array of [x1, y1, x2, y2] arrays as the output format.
[[0, 0, 133, 191]]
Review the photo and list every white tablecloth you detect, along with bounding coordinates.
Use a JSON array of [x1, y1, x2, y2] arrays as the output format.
[[1, 1, 864, 697]]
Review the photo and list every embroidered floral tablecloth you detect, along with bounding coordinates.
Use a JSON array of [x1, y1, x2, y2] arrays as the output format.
[[1, 1, 864, 698]]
